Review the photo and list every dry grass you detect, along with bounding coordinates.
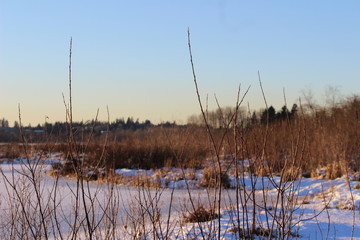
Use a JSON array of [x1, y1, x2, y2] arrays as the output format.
[[183, 206, 219, 223], [200, 166, 230, 188], [2, 96, 360, 177], [281, 166, 302, 182]]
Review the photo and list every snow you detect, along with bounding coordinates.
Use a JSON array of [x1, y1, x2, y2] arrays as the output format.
[[115, 168, 153, 176], [0, 162, 359, 239]]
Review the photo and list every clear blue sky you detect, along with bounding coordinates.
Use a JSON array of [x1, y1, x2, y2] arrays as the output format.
[[1, 1, 360, 126]]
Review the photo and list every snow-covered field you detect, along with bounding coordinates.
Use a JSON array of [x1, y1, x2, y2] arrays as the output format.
[[0, 161, 359, 239]]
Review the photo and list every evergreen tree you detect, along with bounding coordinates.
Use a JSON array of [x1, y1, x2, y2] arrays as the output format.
[[261, 106, 276, 124]]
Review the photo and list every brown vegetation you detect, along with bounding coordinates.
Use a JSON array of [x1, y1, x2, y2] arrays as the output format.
[[200, 166, 231, 188], [183, 206, 219, 223], [0, 35, 358, 240], [1, 95, 359, 180]]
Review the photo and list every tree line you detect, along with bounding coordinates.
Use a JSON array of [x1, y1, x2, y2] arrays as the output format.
[[0, 117, 179, 142], [187, 104, 299, 128]]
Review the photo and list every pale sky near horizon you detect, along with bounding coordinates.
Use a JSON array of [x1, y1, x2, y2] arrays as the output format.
[[1, 1, 360, 126]]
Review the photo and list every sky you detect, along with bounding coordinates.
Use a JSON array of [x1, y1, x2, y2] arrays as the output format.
[[1, 1, 360, 126]]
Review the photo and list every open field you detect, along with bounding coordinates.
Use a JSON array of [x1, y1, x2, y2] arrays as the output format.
[[0, 22, 358, 240], [0, 161, 359, 239], [2, 1, 360, 239], [0, 88, 359, 239]]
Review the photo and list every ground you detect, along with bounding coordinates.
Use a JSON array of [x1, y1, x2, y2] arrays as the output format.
[[0, 159, 359, 239]]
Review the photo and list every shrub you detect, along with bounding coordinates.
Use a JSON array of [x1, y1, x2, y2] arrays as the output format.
[[200, 166, 230, 188], [281, 167, 301, 182], [183, 206, 219, 223], [325, 161, 346, 179], [50, 157, 79, 177]]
